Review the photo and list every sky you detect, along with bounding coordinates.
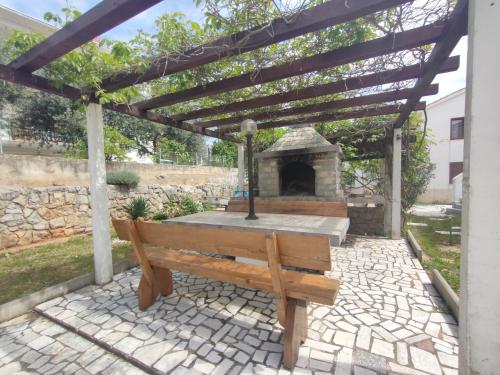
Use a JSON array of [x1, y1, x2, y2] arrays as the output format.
[[0, 0, 467, 103]]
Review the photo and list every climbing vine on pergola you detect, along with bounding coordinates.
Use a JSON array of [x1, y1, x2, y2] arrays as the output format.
[[0, 0, 467, 150]]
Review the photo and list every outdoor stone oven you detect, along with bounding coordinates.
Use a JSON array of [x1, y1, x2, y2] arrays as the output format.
[[256, 126, 343, 198]]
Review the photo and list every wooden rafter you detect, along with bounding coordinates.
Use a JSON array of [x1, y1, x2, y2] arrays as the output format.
[[135, 22, 448, 110], [195, 85, 438, 129], [8, 0, 163, 73], [220, 102, 426, 133], [99, 0, 413, 92], [175, 56, 459, 122], [0, 63, 238, 142], [393, 0, 468, 128]]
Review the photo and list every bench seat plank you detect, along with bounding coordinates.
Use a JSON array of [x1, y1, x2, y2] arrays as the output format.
[[128, 248, 339, 305]]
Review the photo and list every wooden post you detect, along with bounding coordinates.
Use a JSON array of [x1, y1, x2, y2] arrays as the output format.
[[86, 103, 113, 285]]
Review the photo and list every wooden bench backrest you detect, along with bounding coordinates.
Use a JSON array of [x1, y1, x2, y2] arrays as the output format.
[[113, 219, 331, 271], [226, 199, 348, 217]]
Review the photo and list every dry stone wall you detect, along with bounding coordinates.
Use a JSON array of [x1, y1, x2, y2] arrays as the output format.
[[0, 183, 234, 249]]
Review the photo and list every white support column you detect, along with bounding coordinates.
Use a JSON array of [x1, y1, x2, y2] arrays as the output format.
[[459, 1, 500, 374], [383, 141, 393, 236], [391, 128, 402, 239], [86, 103, 113, 285], [237, 142, 245, 193]]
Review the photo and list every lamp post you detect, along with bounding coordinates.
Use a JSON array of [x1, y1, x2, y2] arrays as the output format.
[[241, 119, 258, 220]]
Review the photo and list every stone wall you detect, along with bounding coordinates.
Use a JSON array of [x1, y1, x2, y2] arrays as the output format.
[[0, 154, 238, 188], [0, 183, 234, 249], [347, 205, 385, 236]]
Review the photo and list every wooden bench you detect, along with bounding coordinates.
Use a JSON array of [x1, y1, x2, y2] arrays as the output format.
[[112, 219, 340, 368], [226, 198, 348, 217]]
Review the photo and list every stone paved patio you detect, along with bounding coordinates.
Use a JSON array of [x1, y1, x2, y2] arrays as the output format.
[[0, 237, 459, 374]]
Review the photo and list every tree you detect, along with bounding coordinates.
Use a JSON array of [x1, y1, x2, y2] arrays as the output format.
[[10, 91, 85, 146], [154, 138, 192, 164], [211, 140, 237, 166], [70, 127, 135, 161], [401, 114, 435, 214]]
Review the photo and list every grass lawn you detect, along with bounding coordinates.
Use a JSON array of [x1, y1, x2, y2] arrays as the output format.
[[407, 214, 461, 293], [0, 233, 133, 305]]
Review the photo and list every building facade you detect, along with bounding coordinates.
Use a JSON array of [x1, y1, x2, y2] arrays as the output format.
[[419, 88, 465, 203]]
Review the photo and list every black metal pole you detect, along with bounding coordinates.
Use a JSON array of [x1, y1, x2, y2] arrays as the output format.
[[245, 133, 258, 220]]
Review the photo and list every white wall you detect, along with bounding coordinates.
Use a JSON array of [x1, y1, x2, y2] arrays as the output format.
[[419, 89, 465, 203], [0, 5, 55, 42]]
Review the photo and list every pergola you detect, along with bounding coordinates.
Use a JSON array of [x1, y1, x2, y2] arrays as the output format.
[[0, 0, 498, 373]]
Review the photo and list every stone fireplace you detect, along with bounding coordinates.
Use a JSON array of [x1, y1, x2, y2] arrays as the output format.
[[256, 126, 343, 198]]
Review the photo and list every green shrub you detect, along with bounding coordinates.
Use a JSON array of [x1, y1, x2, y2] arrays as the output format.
[[151, 211, 169, 221], [179, 195, 204, 216], [123, 196, 150, 220], [107, 171, 140, 188]]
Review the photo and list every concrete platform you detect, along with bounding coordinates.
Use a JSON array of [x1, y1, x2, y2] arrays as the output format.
[[166, 211, 349, 246]]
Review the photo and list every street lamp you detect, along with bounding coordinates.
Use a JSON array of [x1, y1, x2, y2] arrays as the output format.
[[241, 119, 258, 220]]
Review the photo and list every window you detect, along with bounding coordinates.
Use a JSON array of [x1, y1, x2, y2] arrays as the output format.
[[450, 117, 464, 140], [449, 162, 463, 184]]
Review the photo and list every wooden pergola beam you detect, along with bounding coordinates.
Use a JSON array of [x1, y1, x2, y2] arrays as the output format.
[[99, 0, 413, 92], [221, 102, 426, 133], [135, 22, 448, 110], [393, 0, 468, 128], [0, 63, 239, 143], [175, 56, 459, 122], [196, 85, 438, 129], [8, 0, 163, 73]]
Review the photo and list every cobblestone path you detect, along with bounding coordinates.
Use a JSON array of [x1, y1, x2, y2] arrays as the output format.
[[0, 237, 458, 374]]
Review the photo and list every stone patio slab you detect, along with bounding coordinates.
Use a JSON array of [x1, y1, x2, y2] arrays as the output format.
[[166, 210, 350, 246]]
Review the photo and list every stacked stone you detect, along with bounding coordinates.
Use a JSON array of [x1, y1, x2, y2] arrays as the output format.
[[0, 183, 235, 249], [347, 206, 385, 236]]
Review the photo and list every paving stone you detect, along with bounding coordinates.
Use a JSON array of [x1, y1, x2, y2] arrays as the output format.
[[86, 354, 116, 373], [193, 358, 215, 373], [380, 320, 401, 332], [27, 335, 55, 350], [334, 347, 352, 375], [234, 351, 250, 365], [336, 321, 357, 333], [134, 340, 178, 366], [266, 352, 282, 368], [356, 313, 380, 326], [356, 326, 371, 350], [313, 306, 330, 319], [396, 341, 409, 365], [437, 352, 458, 368], [333, 331, 355, 348], [206, 351, 222, 364], [371, 338, 395, 359], [213, 358, 235, 375], [353, 366, 377, 375], [410, 346, 442, 374], [154, 350, 189, 373]]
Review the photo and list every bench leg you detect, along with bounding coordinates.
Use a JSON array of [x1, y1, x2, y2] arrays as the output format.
[[283, 299, 308, 369], [153, 266, 173, 296], [138, 267, 173, 310], [138, 275, 157, 311]]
